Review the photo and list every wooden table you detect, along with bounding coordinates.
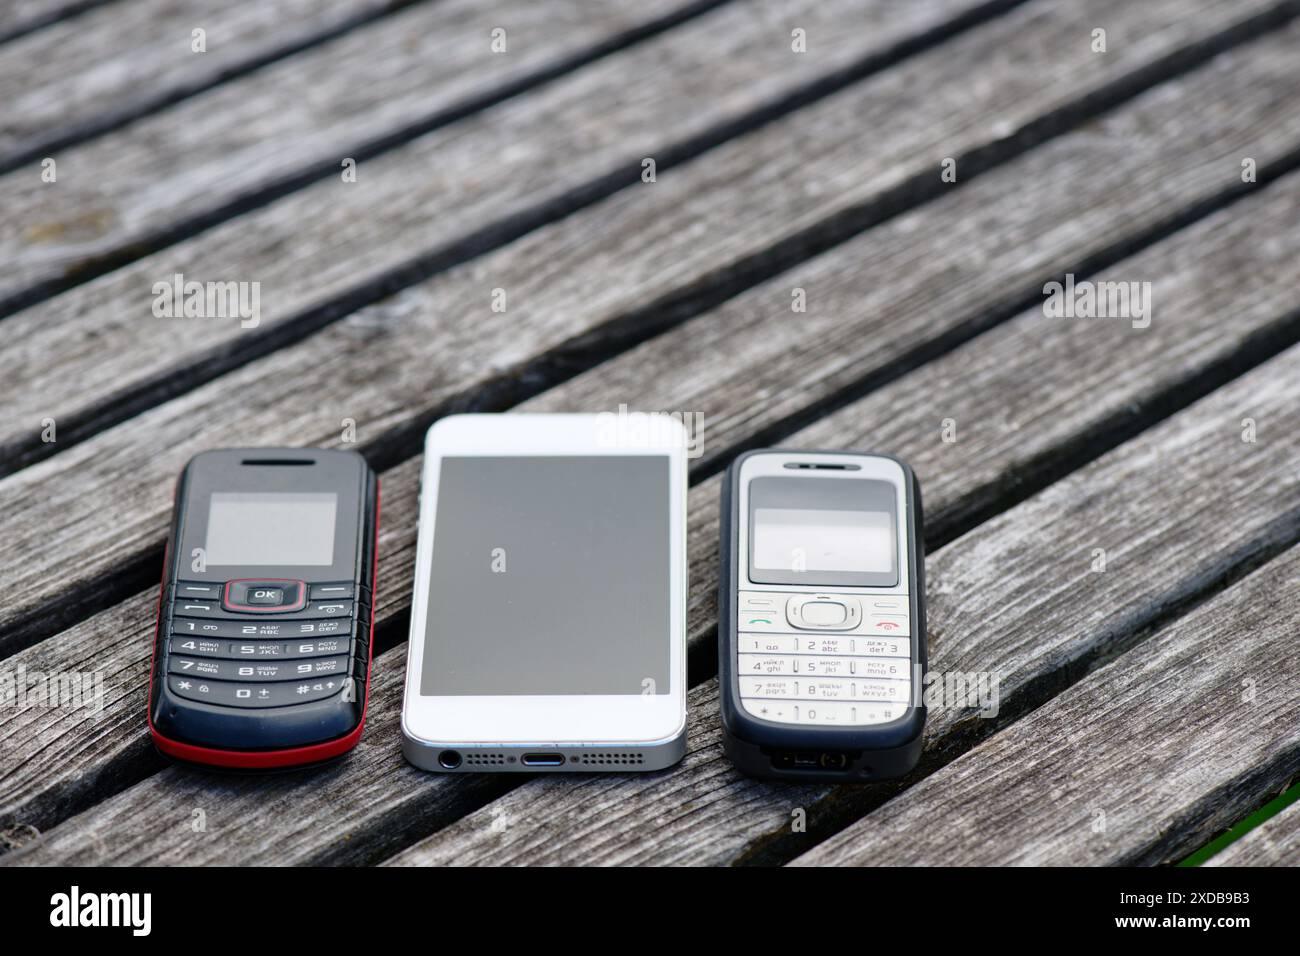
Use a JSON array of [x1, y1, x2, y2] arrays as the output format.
[[2, 0, 1298, 867]]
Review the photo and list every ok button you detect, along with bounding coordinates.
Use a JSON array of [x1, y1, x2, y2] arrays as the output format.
[[803, 601, 847, 626], [787, 595, 860, 630], [246, 587, 285, 606], [223, 580, 306, 613]]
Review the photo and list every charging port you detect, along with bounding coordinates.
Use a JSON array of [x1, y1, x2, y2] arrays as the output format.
[[769, 750, 855, 772], [521, 753, 566, 767]]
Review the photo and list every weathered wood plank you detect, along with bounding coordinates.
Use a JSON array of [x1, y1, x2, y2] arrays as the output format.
[[7, 0, 1289, 470], [2, 0, 1290, 650], [790, 544, 1300, 867], [0, 0, 721, 308], [1205, 801, 1300, 866], [0, 0, 1019, 476], [522, 20, 1300, 487], [378, 194, 1300, 866], [0, 0, 108, 46], [0, 0, 1000, 644], [5, 23, 1300, 843], [1, 643, 516, 865], [0, 0, 412, 170], [10, 164, 1300, 862], [0, 0, 982, 314]]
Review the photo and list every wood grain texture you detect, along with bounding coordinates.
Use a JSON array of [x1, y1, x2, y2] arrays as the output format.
[[5, 21, 1300, 841], [0, 0, 411, 169], [0, 602, 161, 833], [0, 0, 1006, 467], [1, 645, 516, 865], [520, 20, 1300, 486], [1205, 800, 1300, 865], [0, 0, 981, 310], [791, 543, 1300, 866], [10, 165, 1300, 862], [0, 0, 107, 45], [2, 0, 1290, 647], [379, 195, 1300, 866], [0, 0, 720, 299]]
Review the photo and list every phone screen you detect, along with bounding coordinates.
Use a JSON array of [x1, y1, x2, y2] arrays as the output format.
[[204, 492, 338, 566], [420, 456, 671, 696], [747, 475, 899, 587], [752, 507, 893, 573]]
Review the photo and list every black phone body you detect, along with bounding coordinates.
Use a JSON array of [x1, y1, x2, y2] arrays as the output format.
[[149, 448, 379, 770], [718, 449, 926, 783]]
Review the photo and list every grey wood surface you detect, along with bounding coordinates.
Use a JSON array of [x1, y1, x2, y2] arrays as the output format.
[[2, 0, 1289, 653], [9, 164, 1300, 864], [0, 0, 411, 169], [0, 0, 1001, 464], [4, 10, 1299, 842], [791, 541, 1300, 867], [378, 216, 1300, 867], [0, 0, 108, 45], [2, 0, 1298, 869], [1205, 801, 1300, 865], [0, 0, 714, 293]]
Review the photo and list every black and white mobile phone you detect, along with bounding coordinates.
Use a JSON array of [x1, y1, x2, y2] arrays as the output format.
[[718, 449, 926, 782], [149, 448, 379, 770]]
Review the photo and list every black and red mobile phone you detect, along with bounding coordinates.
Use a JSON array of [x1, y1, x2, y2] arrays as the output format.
[[149, 448, 379, 770]]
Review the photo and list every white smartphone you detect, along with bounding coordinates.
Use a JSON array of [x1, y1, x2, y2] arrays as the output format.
[[401, 413, 688, 772]]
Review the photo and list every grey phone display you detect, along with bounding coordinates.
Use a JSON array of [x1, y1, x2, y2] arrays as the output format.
[[204, 492, 338, 566], [420, 456, 670, 696], [748, 476, 898, 587]]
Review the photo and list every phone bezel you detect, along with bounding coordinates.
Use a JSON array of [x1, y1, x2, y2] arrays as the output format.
[[401, 413, 688, 747]]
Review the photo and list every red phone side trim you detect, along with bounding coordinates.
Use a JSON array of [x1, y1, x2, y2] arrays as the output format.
[[148, 478, 380, 770]]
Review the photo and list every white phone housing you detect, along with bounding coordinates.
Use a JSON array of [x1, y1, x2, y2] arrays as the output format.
[[401, 413, 688, 772]]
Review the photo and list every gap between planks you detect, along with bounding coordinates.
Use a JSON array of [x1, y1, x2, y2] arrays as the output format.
[[1204, 789, 1300, 865], [0, 0, 430, 174], [0, 0, 116, 47], [789, 541, 1300, 867], [4, 10, 1300, 835], [2, 0, 1296, 661], [3, 0, 1290, 482], [374, 179, 1300, 868], [0, 0, 1016, 321], [6, 161, 1300, 862]]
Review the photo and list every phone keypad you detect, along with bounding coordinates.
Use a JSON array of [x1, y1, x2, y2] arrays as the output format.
[[742, 699, 911, 725], [169, 655, 350, 681], [166, 675, 351, 708], [737, 590, 913, 726], [161, 580, 370, 710]]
